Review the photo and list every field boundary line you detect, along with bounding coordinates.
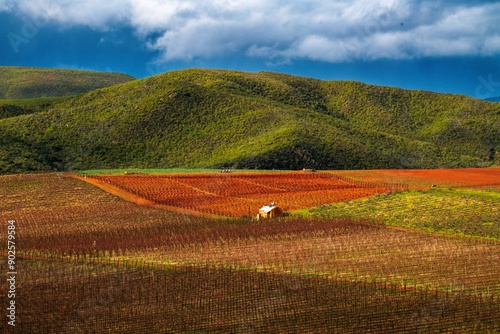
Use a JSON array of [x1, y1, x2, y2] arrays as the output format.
[[234, 177, 288, 192], [167, 177, 221, 197]]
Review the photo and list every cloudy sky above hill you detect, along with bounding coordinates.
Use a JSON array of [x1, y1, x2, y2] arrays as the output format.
[[1, 0, 499, 97]]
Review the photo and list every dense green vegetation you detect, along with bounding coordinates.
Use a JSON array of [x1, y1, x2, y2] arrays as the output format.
[[303, 188, 500, 240], [0, 97, 67, 120], [0, 68, 499, 173], [0, 66, 135, 99]]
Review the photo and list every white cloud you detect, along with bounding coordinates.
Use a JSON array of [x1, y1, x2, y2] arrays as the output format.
[[3, 0, 500, 62], [0, 0, 10, 11], [4, 0, 130, 28]]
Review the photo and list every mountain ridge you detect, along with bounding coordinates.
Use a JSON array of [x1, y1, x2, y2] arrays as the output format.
[[0, 68, 498, 173]]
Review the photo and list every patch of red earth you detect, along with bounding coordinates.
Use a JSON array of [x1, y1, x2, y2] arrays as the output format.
[[387, 168, 500, 187], [77, 172, 391, 217], [332, 168, 500, 189], [72, 175, 222, 218]]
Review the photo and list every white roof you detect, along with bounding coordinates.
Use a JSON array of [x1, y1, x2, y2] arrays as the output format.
[[259, 205, 276, 213]]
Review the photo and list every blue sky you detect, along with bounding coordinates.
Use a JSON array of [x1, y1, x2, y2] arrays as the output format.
[[1, 0, 499, 98]]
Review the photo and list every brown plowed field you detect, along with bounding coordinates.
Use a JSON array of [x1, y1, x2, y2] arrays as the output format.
[[80, 172, 395, 217]]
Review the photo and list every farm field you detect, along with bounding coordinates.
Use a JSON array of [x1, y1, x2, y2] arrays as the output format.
[[1, 170, 500, 333], [80, 171, 402, 217], [330, 167, 500, 189], [305, 188, 500, 240], [4, 258, 499, 333]]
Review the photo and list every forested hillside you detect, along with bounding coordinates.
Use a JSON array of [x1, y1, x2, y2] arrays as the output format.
[[0, 69, 498, 173]]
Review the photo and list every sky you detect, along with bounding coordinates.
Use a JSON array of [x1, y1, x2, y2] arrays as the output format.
[[0, 0, 499, 99]]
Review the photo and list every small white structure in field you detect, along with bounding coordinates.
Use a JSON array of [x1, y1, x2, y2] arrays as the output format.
[[256, 202, 284, 220]]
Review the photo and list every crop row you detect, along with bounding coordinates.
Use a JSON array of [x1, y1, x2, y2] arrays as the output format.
[[6, 196, 500, 296], [3, 173, 500, 295], [331, 167, 500, 188], [389, 168, 500, 187], [2, 257, 498, 333], [3, 172, 500, 333], [309, 188, 500, 239], [87, 172, 399, 217]]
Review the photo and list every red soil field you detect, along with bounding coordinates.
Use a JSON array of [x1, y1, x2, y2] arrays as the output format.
[[332, 167, 500, 189], [387, 168, 500, 187], [80, 172, 395, 217], [78, 168, 499, 217]]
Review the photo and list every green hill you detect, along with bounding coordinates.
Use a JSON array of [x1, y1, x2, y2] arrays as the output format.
[[0, 66, 135, 99], [0, 97, 67, 120], [0, 68, 499, 173]]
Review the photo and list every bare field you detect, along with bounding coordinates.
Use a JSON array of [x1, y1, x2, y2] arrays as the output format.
[[1, 171, 499, 333]]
